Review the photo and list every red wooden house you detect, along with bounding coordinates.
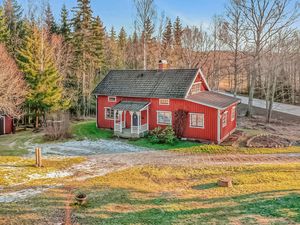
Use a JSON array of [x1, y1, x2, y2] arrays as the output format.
[[0, 114, 13, 135], [93, 61, 240, 143]]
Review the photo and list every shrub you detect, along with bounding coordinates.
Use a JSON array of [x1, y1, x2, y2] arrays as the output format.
[[174, 109, 188, 138], [148, 126, 176, 144], [44, 112, 72, 141]]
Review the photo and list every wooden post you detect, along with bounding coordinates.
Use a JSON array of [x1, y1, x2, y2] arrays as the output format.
[[35, 147, 42, 167]]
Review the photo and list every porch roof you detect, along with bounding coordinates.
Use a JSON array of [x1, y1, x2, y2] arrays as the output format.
[[112, 101, 150, 112]]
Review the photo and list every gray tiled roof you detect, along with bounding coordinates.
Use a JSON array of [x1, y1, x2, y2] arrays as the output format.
[[187, 92, 240, 109], [112, 101, 150, 111], [93, 69, 199, 98]]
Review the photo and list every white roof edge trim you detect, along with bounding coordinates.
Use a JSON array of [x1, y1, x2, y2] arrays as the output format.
[[184, 68, 211, 99]]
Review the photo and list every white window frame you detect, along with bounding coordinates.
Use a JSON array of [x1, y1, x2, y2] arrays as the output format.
[[108, 96, 116, 102], [231, 106, 236, 121], [222, 111, 228, 128], [159, 99, 170, 105], [105, 107, 114, 120], [189, 113, 204, 128], [157, 111, 172, 125], [190, 82, 201, 95]]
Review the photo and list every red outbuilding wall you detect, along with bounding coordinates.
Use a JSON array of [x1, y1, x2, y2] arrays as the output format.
[[5, 116, 13, 134]]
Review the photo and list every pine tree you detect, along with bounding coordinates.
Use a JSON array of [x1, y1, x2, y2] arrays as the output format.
[[45, 3, 58, 35], [110, 26, 116, 42], [144, 18, 154, 41], [60, 4, 71, 41], [18, 26, 67, 127], [118, 27, 127, 50], [173, 16, 183, 47], [162, 19, 173, 58], [3, 0, 24, 56], [0, 7, 10, 44], [92, 16, 105, 72], [72, 0, 96, 116]]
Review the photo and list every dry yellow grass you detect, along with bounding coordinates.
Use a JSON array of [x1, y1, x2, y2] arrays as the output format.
[[0, 156, 85, 187]]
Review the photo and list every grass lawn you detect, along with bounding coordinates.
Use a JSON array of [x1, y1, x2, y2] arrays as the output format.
[[0, 156, 85, 187], [172, 144, 300, 155], [72, 121, 113, 140], [0, 130, 42, 156], [129, 138, 201, 150], [1, 163, 299, 224]]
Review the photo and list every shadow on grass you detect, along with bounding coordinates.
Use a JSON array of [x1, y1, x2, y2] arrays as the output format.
[[192, 182, 218, 190], [73, 188, 300, 225]]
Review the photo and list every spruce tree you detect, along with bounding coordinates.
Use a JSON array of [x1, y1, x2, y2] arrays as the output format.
[[162, 19, 173, 58], [60, 4, 71, 41], [45, 3, 58, 35], [0, 7, 10, 44], [144, 18, 154, 41], [173, 16, 183, 47], [72, 0, 96, 116], [110, 26, 116, 42], [92, 16, 105, 72], [3, 0, 24, 56], [18, 26, 67, 127], [118, 27, 127, 50]]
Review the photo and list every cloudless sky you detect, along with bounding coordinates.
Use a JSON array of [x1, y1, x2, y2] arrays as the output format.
[[1, 0, 299, 33]]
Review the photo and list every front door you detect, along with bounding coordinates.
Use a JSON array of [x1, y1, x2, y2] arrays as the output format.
[[0, 117, 4, 135], [132, 113, 138, 126]]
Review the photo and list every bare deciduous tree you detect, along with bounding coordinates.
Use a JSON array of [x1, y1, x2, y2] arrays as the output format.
[[0, 44, 27, 117], [240, 0, 300, 117], [133, 0, 156, 70]]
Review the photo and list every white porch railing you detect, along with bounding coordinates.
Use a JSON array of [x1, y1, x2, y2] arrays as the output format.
[[114, 122, 122, 132], [140, 124, 148, 132]]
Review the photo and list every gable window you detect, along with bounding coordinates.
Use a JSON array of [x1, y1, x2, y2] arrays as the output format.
[[231, 106, 236, 121], [105, 107, 118, 120], [190, 82, 201, 95], [159, 99, 170, 105], [190, 113, 204, 128], [108, 96, 116, 102], [222, 111, 228, 127], [157, 111, 172, 125]]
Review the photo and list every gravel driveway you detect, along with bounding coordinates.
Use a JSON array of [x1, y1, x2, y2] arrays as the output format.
[[28, 139, 149, 156]]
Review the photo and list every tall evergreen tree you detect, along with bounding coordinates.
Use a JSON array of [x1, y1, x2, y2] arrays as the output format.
[[60, 4, 71, 41], [144, 18, 154, 41], [18, 26, 67, 127], [3, 0, 24, 56], [118, 26, 127, 50], [45, 3, 58, 35], [72, 0, 96, 116], [0, 7, 10, 44], [173, 16, 183, 47], [110, 26, 116, 42], [162, 18, 173, 58], [92, 16, 105, 73]]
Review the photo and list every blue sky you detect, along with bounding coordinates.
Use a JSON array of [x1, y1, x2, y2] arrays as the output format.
[[2, 0, 299, 33], [10, 0, 228, 33]]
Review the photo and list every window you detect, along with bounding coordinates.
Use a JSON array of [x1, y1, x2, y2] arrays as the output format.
[[190, 82, 201, 95], [190, 113, 204, 128], [231, 106, 236, 121], [159, 99, 170, 105], [108, 96, 116, 102], [222, 111, 228, 127], [105, 107, 118, 120], [157, 111, 172, 125]]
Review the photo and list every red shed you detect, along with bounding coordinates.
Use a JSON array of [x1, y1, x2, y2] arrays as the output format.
[[0, 114, 13, 135], [93, 61, 240, 143]]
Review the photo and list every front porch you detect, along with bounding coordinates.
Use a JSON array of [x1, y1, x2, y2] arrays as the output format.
[[112, 101, 150, 138]]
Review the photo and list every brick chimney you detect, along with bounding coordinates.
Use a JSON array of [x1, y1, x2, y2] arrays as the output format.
[[158, 60, 168, 70]]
